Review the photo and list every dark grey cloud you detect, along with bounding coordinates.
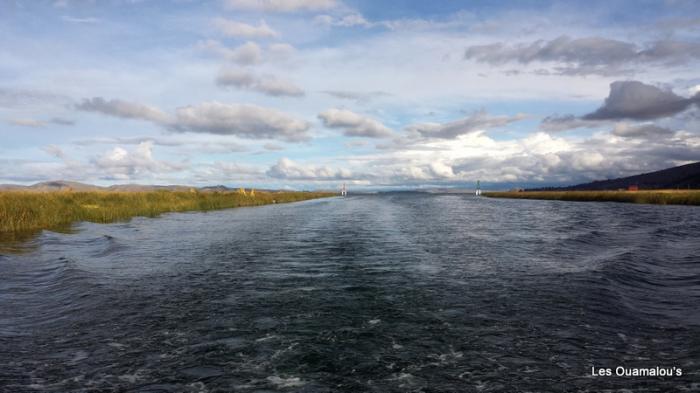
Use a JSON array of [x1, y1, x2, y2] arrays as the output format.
[[582, 81, 700, 120], [540, 115, 602, 132], [465, 36, 700, 75]]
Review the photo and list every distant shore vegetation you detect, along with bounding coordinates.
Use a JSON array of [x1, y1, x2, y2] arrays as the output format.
[[483, 190, 700, 206], [0, 189, 334, 233]]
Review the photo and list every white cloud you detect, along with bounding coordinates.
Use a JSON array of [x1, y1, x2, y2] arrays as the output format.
[[197, 40, 263, 65], [314, 13, 371, 27], [224, 0, 338, 13], [318, 108, 392, 138], [61, 16, 100, 24], [213, 18, 277, 38], [266, 157, 353, 180], [92, 141, 185, 180], [0, 142, 186, 183], [267, 43, 296, 59]]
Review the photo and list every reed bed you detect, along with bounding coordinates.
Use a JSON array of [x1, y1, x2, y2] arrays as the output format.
[[483, 190, 700, 206], [0, 190, 334, 233]]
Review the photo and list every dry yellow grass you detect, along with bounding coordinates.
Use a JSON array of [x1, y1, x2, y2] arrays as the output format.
[[483, 190, 700, 205], [0, 189, 334, 233]]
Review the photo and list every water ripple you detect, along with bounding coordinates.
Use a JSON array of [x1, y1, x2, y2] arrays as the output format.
[[1, 194, 699, 392]]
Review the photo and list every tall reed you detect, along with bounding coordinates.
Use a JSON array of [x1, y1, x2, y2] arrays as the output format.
[[0, 190, 334, 233], [483, 190, 700, 205]]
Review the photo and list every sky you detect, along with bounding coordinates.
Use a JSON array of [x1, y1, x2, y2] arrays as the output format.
[[1, 0, 699, 190]]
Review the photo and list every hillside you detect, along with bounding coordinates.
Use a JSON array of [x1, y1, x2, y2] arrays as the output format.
[[531, 162, 700, 191]]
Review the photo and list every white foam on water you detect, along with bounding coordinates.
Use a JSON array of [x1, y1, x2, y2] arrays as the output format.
[[107, 342, 126, 349], [255, 334, 279, 342], [267, 375, 305, 388]]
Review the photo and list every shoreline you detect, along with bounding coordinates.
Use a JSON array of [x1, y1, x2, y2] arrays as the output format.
[[0, 189, 335, 234], [483, 190, 700, 206]]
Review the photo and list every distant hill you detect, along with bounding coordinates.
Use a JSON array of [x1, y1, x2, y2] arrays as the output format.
[[531, 162, 700, 191], [0, 181, 283, 193], [28, 181, 103, 191]]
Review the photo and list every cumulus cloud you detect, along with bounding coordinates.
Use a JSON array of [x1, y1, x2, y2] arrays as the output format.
[[582, 81, 700, 120], [92, 141, 184, 180], [464, 36, 700, 75], [76, 97, 170, 123], [213, 18, 277, 38], [216, 69, 304, 97], [406, 110, 527, 139], [266, 157, 353, 180], [0, 142, 186, 183], [169, 102, 310, 142], [318, 108, 392, 138], [224, 0, 338, 13]]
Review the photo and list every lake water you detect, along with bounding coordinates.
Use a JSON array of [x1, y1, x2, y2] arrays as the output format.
[[1, 193, 699, 392]]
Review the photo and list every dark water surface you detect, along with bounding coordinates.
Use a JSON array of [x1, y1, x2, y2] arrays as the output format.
[[1, 193, 700, 392]]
